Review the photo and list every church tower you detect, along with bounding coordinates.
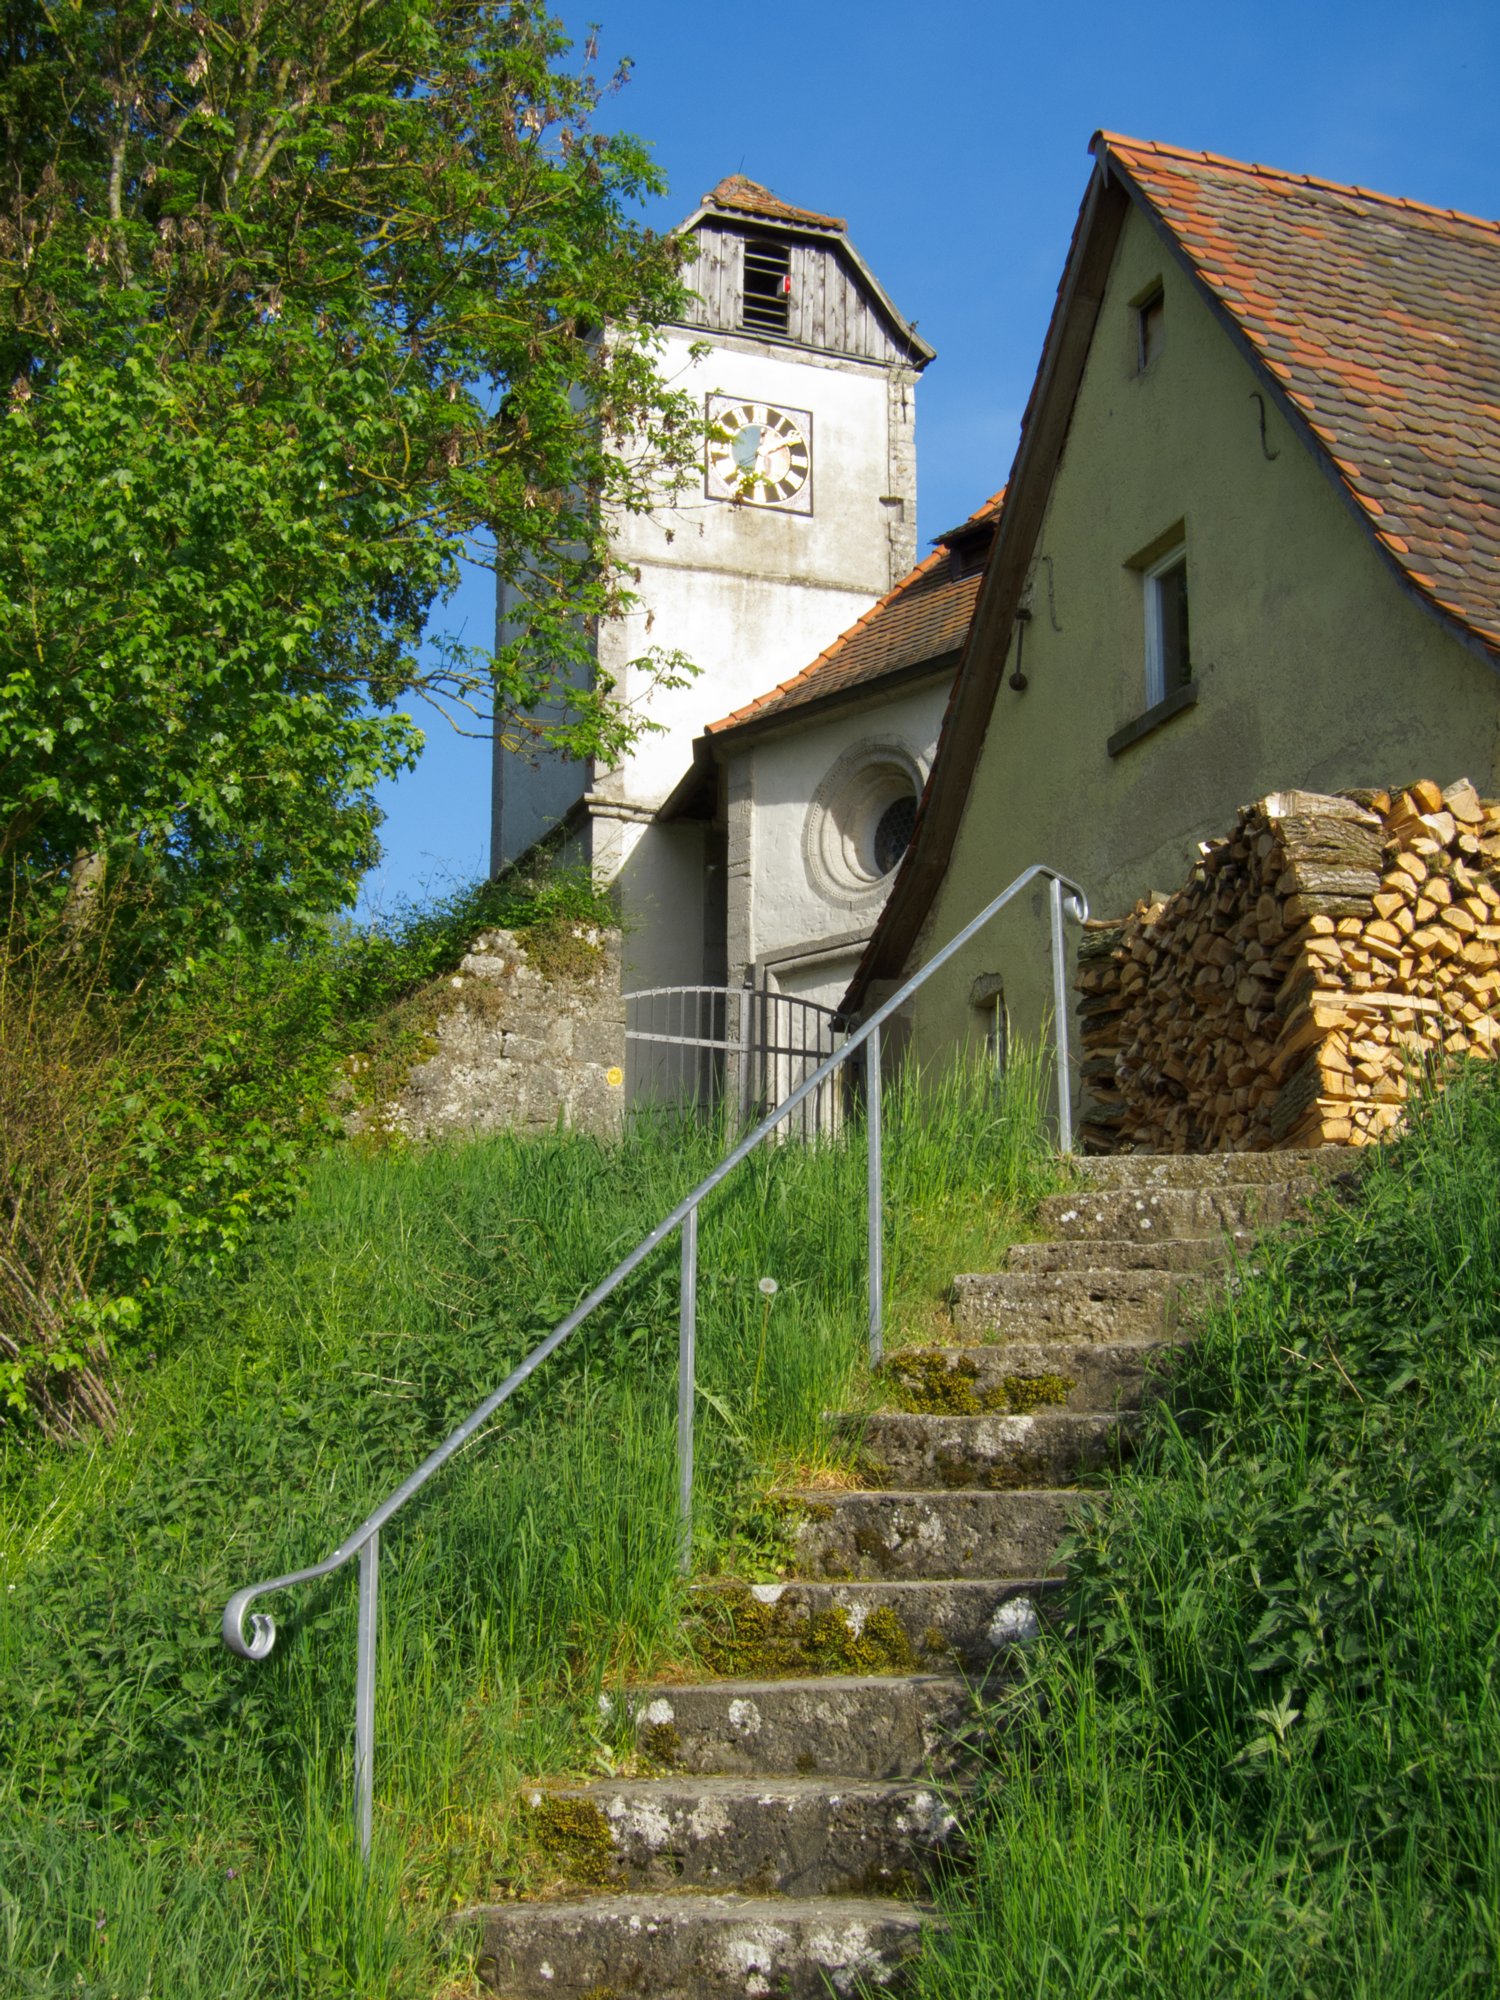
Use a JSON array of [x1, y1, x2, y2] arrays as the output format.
[[490, 174, 933, 989]]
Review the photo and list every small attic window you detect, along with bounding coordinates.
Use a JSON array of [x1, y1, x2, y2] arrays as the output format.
[[1136, 287, 1165, 371], [742, 237, 792, 335], [946, 534, 989, 582]]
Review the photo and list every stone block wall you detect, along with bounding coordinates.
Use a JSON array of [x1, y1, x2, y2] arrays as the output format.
[[355, 926, 627, 1144]]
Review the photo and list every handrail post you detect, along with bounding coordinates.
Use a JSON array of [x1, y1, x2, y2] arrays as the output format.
[[678, 1206, 698, 1575], [1049, 874, 1074, 1155], [738, 976, 753, 1125], [867, 1024, 883, 1369], [354, 1529, 379, 1863]]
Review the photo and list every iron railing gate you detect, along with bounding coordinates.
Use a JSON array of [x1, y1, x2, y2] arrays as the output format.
[[624, 980, 843, 1138]]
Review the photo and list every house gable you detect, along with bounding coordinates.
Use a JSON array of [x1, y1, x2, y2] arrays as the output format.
[[846, 137, 1500, 1039], [1101, 135, 1500, 657], [843, 179, 1500, 1068]]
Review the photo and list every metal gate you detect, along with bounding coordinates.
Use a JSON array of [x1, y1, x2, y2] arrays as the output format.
[[624, 981, 844, 1138]]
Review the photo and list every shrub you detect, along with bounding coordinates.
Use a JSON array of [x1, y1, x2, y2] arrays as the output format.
[[0, 860, 620, 1439], [0, 899, 140, 1437]]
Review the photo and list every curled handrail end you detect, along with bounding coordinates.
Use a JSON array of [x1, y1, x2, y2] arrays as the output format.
[[223, 1589, 277, 1662], [1064, 891, 1089, 925]]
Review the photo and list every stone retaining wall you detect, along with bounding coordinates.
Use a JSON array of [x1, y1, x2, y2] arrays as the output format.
[[354, 926, 626, 1143]]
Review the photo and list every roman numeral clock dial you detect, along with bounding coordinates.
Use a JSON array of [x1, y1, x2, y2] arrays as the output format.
[[705, 396, 813, 513]]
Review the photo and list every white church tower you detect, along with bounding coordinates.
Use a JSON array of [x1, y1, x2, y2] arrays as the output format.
[[490, 174, 933, 990]]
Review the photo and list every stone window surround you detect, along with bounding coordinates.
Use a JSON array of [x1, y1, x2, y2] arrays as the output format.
[[802, 737, 928, 912]]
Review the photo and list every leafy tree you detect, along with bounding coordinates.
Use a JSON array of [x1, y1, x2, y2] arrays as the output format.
[[0, 0, 697, 948]]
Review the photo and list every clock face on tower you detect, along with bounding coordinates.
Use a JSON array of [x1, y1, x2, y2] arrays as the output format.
[[705, 395, 813, 513]]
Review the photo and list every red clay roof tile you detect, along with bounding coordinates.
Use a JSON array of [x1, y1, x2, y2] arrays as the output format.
[[1098, 133, 1500, 651], [705, 492, 1005, 737]]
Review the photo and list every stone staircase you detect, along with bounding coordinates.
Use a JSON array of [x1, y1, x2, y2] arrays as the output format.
[[463, 1149, 1334, 1997]]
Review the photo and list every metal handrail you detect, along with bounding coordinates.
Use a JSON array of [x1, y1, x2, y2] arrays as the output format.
[[221, 862, 1088, 1859]]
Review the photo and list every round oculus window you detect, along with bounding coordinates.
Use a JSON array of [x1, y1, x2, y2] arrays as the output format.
[[803, 747, 925, 904], [873, 795, 917, 876]]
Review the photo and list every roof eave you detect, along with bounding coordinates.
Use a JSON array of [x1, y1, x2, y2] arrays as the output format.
[[842, 161, 1131, 1015], [838, 232, 936, 366], [705, 652, 961, 750], [675, 199, 844, 241], [654, 739, 719, 824]]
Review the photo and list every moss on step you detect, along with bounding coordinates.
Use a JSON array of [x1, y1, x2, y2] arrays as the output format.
[[1003, 1371, 1076, 1413], [691, 1585, 922, 1678], [921, 1624, 956, 1661], [638, 1719, 680, 1766], [881, 1350, 1075, 1415], [526, 1795, 615, 1886]]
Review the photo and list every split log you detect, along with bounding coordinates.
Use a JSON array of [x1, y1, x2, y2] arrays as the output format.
[[1077, 778, 1500, 1152]]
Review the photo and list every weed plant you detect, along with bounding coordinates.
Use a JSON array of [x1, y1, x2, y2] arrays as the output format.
[[913, 1058, 1500, 1999], [0, 1052, 1054, 1996]]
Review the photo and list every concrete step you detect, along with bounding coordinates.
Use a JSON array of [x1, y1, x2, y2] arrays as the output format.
[[1070, 1146, 1347, 1190], [1007, 1234, 1244, 1273], [691, 1575, 1060, 1671], [949, 1268, 1195, 1343], [1034, 1180, 1312, 1242], [835, 1407, 1130, 1490], [621, 1674, 974, 1779], [468, 1891, 930, 1997], [527, 1773, 965, 1897], [788, 1486, 1082, 1581], [879, 1339, 1173, 1414]]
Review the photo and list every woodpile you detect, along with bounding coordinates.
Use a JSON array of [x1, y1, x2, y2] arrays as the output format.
[[1077, 779, 1500, 1153]]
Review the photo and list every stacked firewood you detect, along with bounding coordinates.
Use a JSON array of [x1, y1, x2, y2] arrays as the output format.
[[1077, 779, 1500, 1153]]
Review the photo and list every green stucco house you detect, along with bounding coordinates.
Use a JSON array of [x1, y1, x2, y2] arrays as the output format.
[[843, 131, 1500, 1090]]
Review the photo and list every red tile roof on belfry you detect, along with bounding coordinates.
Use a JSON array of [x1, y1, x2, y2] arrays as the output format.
[[1099, 132, 1500, 652], [703, 174, 846, 234], [706, 491, 1005, 737]]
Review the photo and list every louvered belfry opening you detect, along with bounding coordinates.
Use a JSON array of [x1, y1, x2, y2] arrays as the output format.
[[741, 235, 791, 335]]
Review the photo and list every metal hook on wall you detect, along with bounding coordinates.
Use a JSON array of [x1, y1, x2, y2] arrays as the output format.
[[1009, 607, 1033, 690], [1036, 553, 1062, 632], [1249, 391, 1280, 462]]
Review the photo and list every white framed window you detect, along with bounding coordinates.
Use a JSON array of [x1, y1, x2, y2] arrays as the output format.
[[1143, 543, 1191, 708]]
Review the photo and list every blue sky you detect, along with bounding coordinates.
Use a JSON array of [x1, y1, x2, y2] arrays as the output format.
[[359, 0, 1500, 916]]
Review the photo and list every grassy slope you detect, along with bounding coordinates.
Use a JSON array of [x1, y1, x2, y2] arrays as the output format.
[[0, 1057, 1055, 1998], [913, 1062, 1500, 1999]]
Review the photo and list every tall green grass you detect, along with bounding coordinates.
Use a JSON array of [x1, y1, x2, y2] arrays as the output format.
[[0, 1052, 1056, 1997], [913, 1059, 1500, 1998]]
